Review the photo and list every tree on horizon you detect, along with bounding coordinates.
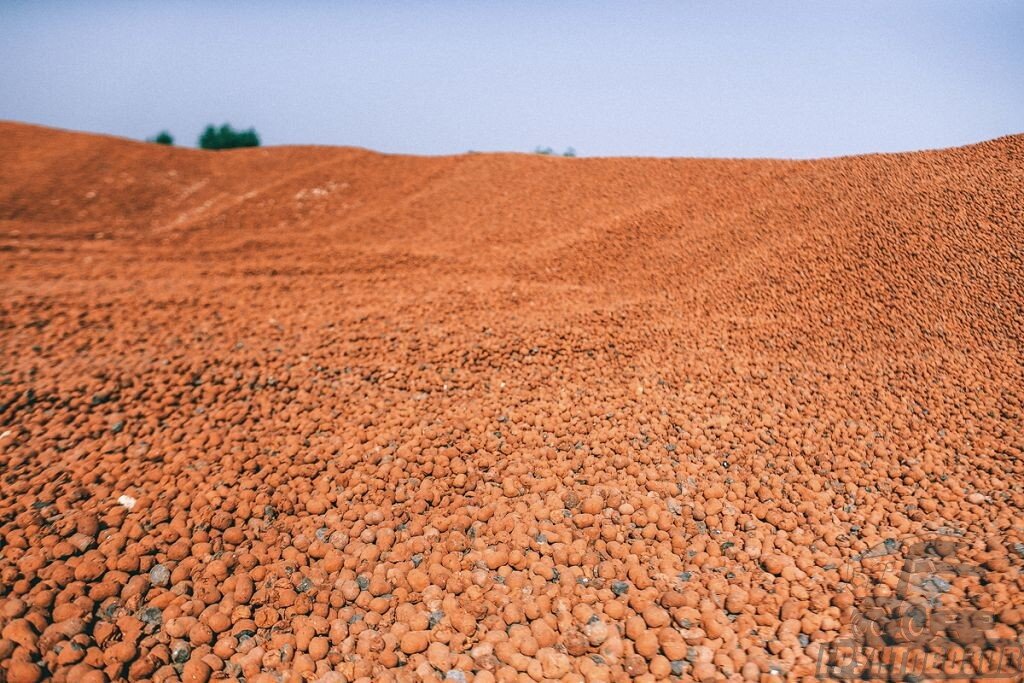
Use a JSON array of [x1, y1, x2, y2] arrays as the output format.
[[199, 123, 260, 150]]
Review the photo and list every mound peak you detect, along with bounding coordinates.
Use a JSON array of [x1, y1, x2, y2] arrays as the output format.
[[2, 121, 1022, 356]]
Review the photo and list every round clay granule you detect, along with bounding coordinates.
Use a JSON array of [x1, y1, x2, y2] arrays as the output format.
[[6, 661, 44, 683], [400, 631, 429, 655]]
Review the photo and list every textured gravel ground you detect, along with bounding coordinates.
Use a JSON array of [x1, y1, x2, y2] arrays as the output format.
[[1, 123, 1023, 682]]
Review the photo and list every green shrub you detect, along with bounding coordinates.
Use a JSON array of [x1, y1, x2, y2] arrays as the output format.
[[534, 146, 577, 157], [198, 123, 260, 150], [148, 131, 174, 145]]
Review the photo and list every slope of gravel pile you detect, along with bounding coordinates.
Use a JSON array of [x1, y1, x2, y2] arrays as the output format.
[[1, 122, 1022, 682]]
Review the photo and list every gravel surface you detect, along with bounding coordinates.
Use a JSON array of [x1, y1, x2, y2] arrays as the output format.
[[1, 123, 1023, 682]]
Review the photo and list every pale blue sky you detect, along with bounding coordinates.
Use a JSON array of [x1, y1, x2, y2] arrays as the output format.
[[1, 1, 1021, 157]]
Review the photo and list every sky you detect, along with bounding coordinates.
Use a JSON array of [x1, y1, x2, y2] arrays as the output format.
[[0, 1, 1021, 158]]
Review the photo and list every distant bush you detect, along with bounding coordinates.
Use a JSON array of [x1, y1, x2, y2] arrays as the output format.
[[199, 123, 260, 150], [148, 131, 174, 145], [534, 146, 577, 157]]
